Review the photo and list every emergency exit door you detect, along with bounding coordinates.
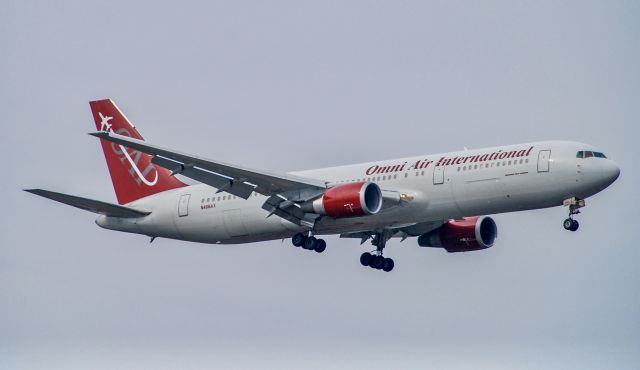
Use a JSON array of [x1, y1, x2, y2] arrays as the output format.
[[178, 194, 190, 217]]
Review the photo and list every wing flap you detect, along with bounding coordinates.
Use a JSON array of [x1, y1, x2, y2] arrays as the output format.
[[25, 189, 150, 218], [152, 156, 256, 199]]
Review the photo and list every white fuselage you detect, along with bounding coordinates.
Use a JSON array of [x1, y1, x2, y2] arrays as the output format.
[[96, 141, 620, 244]]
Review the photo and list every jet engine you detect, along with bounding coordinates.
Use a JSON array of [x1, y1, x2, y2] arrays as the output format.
[[303, 182, 383, 218], [418, 216, 497, 252]]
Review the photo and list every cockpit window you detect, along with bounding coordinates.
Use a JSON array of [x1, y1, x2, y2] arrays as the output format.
[[576, 150, 607, 159]]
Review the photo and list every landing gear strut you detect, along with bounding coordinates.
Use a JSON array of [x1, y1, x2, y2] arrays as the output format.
[[563, 197, 584, 232], [291, 232, 326, 253], [360, 231, 394, 272]]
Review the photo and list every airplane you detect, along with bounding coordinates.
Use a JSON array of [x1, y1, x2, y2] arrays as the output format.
[[25, 99, 621, 272]]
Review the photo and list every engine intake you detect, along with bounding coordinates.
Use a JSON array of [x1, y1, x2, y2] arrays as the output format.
[[307, 182, 383, 218], [418, 216, 497, 252]]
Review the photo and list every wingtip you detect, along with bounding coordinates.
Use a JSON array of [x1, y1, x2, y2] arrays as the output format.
[[89, 131, 108, 138]]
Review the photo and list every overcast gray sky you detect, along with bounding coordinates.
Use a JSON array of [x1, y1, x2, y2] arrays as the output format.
[[1, 1, 638, 369]]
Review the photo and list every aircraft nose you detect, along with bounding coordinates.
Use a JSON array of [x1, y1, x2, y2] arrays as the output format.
[[601, 160, 621, 185]]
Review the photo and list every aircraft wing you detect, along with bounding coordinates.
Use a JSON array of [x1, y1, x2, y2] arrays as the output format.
[[91, 131, 327, 200], [25, 189, 150, 218], [90, 132, 327, 226]]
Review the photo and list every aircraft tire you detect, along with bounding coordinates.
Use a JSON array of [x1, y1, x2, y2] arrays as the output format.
[[371, 256, 385, 270], [314, 239, 326, 253], [360, 252, 372, 266], [570, 220, 579, 231], [303, 236, 317, 250], [382, 258, 394, 272], [292, 233, 305, 247]]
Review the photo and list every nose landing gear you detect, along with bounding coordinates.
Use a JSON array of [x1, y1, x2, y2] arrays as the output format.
[[562, 197, 585, 232], [563, 218, 579, 231]]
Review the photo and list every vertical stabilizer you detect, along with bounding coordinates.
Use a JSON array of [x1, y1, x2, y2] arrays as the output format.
[[89, 99, 186, 204]]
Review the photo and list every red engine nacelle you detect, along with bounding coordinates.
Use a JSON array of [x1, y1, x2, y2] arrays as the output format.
[[418, 216, 498, 252], [309, 182, 383, 218]]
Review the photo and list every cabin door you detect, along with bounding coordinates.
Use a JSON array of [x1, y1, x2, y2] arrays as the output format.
[[537, 150, 551, 172], [433, 165, 445, 185]]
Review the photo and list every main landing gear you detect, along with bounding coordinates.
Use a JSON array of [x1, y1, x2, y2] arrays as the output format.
[[291, 232, 326, 253], [563, 197, 585, 232], [360, 231, 394, 272]]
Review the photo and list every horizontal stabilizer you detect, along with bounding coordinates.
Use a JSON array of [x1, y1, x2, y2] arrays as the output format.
[[24, 189, 150, 218]]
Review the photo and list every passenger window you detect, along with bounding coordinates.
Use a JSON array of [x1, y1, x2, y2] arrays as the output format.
[[474, 165, 478, 169], [404, 173, 408, 178], [457, 167, 460, 171], [421, 171, 425, 176]]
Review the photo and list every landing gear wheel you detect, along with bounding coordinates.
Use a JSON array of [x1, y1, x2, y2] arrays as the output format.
[[303, 236, 317, 250], [360, 252, 372, 266], [570, 219, 579, 231], [371, 255, 385, 270], [292, 233, 305, 247], [382, 258, 394, 272], [314, 239, 326, 253], [563, 218, 579, 232]]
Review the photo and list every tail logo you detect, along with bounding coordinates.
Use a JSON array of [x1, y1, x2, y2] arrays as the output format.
[[99, 112, 113, 132], [99, 111, 158, 187]]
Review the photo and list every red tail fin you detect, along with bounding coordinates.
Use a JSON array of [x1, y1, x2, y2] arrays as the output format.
[[89, 99, 187, 205]]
